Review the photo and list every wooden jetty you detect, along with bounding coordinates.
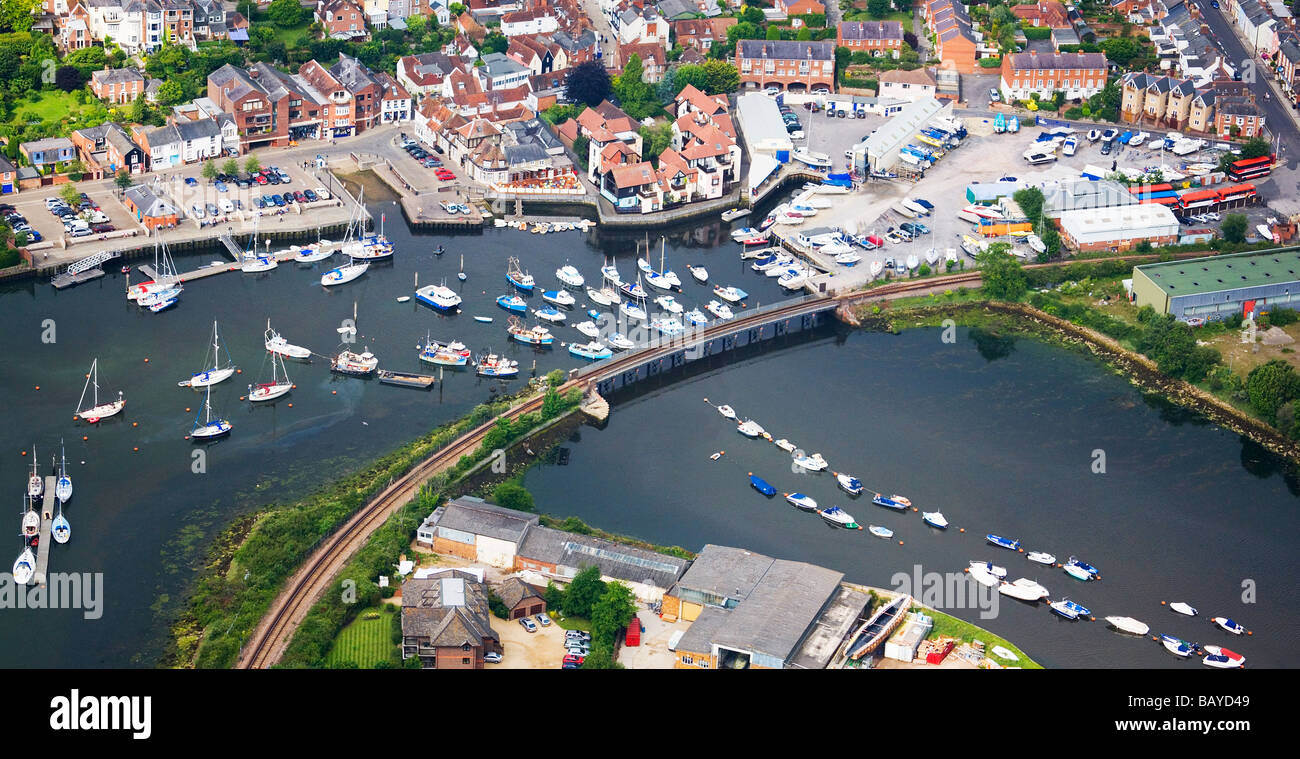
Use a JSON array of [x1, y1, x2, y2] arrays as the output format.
[[34, 475, 55, 586]]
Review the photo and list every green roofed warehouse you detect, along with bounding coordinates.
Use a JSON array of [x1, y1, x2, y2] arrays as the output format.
[[1130, 248, 1300, 323]]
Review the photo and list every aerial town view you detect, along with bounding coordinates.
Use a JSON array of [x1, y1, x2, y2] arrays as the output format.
[[0, 0, 1289, 734]]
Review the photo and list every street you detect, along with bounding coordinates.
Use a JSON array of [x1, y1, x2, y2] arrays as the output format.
[[1196, 3, 1299, 154]]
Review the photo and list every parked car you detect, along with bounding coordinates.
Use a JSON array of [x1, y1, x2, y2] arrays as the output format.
[[534, 614, 550, 627], [811, 86, 830, 95], [185, 177, 198, 186], [70, 227, 92, 237], [22, 230, 42, 242], [219, 199, 234, 213], [205, 202, 220, 216], [900, 222, 929, 236], [280, 192, 295, 205], [561, 661, 581, 669], [484, 652, 503, 664], [254, 196, 266, 209], [519, 617, 537, 632], [191, 204, 205, 219], [215, 181, 227, 193], [314, 187, 332, 200], [565, 630, 591, 640], [763, 85, 780, 96], [44, 197, 65, 210], [562, 654, 585, 665], [1100, 140, 1112, 155], [435, 168, 456, 181], [254, 174, 268, 185], [293, 191, 307, 204], [303, 189, 318, 202], [91, 223, 114, 233], [989, 89, 1001, 103]]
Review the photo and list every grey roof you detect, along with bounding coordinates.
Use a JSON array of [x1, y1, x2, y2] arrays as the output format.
[[331, 52, 381, 93], [787, 584, 873, 669], [737, 40, 835, 61], [401, 569, 497, 648], [674, 605, 731, 654], [0, 155, 14, 173], [123, 185, 177, 217], [553, 28, 596, 53], [431, 496, 539, 543], [1007, 51, 1106, 70], [1043, 178, 1138, 216], [481, 52, 530, 78], [657, 0, 695, 19], [175, 118, 222, 141], [1051, 26, 1079, 46], [496, 577, 542, 609], [517, 525, 688, 589], [21, 137, 74, 153], [505, 117, 563, 151], [408, 51, 457, 78], [505, 143, 551, 166], [672, 544, 775, 601], [1280, 39, 1300, 65], [92, 67, 145, 85], [839, 20, 904, 41]]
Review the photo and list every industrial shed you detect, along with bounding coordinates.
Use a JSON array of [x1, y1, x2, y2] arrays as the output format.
[[1058, 203, 1179, 252], [853, 96, 946, 172], [1131, 248, 1300, 323]]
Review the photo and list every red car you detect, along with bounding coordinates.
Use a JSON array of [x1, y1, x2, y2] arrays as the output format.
[[562, 654, 585, 666], [254, 174, 268, 185], [435, 168, 455, 181]]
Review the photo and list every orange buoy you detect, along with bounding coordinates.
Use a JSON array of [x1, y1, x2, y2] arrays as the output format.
[[898, 541, 904, 546], [287, 403, 293, 408], [132, 422, 138, 427], [236, 369, 242, 374], [34, 386, 39, 390], [82, 436, 88, 441], [1161, 601, 1167, 606], [292, 384, 297, 389], [332, 390, 337, 395], [133, 447, 139, 452], [21, 451, 27, 456], [186, 408, 191, 412], [959, 527, 964, 532], [1247, 631, 1253, 636], [144, 358, 149, 362], [239, 396, 246, 401]]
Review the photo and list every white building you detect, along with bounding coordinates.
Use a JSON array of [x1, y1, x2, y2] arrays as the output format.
[[1058, 203, 1180, 251]]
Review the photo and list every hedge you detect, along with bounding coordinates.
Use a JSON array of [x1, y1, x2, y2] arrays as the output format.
[[1023, 27, 1052, 40]]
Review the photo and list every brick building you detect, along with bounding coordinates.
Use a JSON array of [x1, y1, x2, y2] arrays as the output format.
[[836, 20, 904, 58], [400, 569, 502, 669], [90, 67, 147, 104], [735, 39, 835, 93], [999, 51, 1108, 101]]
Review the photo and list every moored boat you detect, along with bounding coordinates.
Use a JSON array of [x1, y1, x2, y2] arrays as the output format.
[[505, 256, 535, 292], [1201, 645, 1245, 668], [792, 453, 828, 471], [507, 317, 554, 346], [784, 492, 817, 511], [834, 472, 863, 495], [568, 341, 612, 361], [320, 259, 369, 286], [607, 333, 635, 351], [55, 442, 72, 503], [736, 419, 765, 438], [1169, 602, 1197, 617], [713, 284, 747, 303], [1026, 551, 1056, 565], [555, 265, 585, 288], [1065, 556, 1101, 580], [704, 300, 733, 320], [265, 320, 311, 359], [496, 294, 527, 313], [998, 578, 1050, 602], [1051, 599, 1092, 620], [586, 287, 619, 307], [331, 349, 379, 375], [868, 525, 894, 539], [542, 289, 577, 307], [532, 306, 567, 323], [688, 265, 708, 283], [922, 511, 948, 529], [986, 534, 1021, 551], [1104, 616, 1150, 636], [969, 560, 1007, 579], [76, 357, 125, 423], [818, 506, 861, 530], [415, 283, 462, 312], [748, 473, 776, 496], [1212, 617, 1248, 635], [872, 493, 911, 510], [190, 386, 233, 440], [12, 546, 35, 585], [1160, 634, 1199, 657]]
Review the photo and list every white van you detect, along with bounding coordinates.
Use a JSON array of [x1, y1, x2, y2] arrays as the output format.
[[219, 198, 234, 213]]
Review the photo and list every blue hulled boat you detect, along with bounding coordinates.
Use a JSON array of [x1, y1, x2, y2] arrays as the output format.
[[496, 294, 527, 313], [986, 534, 1021, 551], [749, 473, 776, 496], [872, 493, 911, 510]]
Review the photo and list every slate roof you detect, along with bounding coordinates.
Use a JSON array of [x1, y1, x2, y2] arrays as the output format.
[[123, 185, 177, 218], [1007, 51, 1106, 70], [737, 40, 835, 61], [92, 67, 145, 86], [429, 496, 538, 543], [838, 20, 904, 41], [497, 577, 543, 609], [401, 569, 498, 648]]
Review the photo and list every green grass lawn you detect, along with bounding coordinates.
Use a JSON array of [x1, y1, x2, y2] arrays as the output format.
[[550, 613, 591, 632], [7, 91, 103, 126], [922, 606, 1042, 668], [271, 21, 311, 48], [324, 610, 398, 668]]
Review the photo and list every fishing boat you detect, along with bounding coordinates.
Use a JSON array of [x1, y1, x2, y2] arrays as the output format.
[[818, 506, 861, 530], [835, 472, 863, 496], [12, 546, 35, 585], [748, 473, 776, 496], [713, 285, 747, 303], [473, 316, 493, 323], [496, 294, 528, 313], [715, 403, 736, 419], [569, 341, 612, 361], [721, 207, 751, 222], [872, 493, 911, 510], [922, 511, 948, 529], [619, 299, 647, 322], [507, 317, 554, 346], [587, 287, 618, 307], [774, 438, 796, 453], [419, 337, 471, 367], [688, 265, 708, 283], [248, 349, 293, 402], [178, 321, 238, 389], [1212, 617, 1248, 635], [76, 358, 125, 423], [601, 259, 624, 287], [1169, 602, 1198, 617], [1026, 551, 1055, 565], [607, 333, 635, 351], [683, 309, 708, 327], [736, 420, 765, 438], [415, 283, 462, 312], [998, 578, 1049, 602], [320, 256, 370, 286], [1160, 634, 1199, 657], [574, 321, 601, 339], [845, 593, 911, 660], [52, 501, 70, 544], [475, 353, 519, 378], [784, 493, 817, 511], [986, 534, 1021, 551], [1202, 646, 1245, 668], [620, 279, 648, 300], [556, 265, 585, 288], [792, 453, 828, 471], [654, 295, 684, 314], [265, 320, 311, 360], [1051, 599, 1092, 620], [542, 289, 576, 307], [1104, 616, 1150, 636], [704, 300, 734, 320], [190, 386, 233, 440], [55, 442, 72, 503], [27, 447, 42, 498], [505, 257, 535, 292], [532, 306, 567, 323], [331, 349, 379, 376], [869, 525, 894, 539]]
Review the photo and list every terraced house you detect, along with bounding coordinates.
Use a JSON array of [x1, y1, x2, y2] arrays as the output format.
[[924, 0, 979, 74], [836, 20, 905, 58], [1120, 71, 1200, 129], [735, 40, 836, 93], [69, 123, 144, 178], [999, 51, 1108, 102], [90, 66, 146, 104]]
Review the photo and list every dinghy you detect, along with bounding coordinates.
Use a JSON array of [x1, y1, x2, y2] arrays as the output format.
[[868, 525, 894, 539], [1212, 617, 1248, 635]]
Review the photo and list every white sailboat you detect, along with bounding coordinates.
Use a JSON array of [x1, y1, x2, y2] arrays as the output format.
[[55, 440, 72, 503], [264, 319, 311, 360], [189, 385, 233, 440], [129, 235, 183, 305], [22, 495, 39, 538], [76, 358, 125, 423], [587, 287, 619, 307], [27, 444, 42, 499], [249, 348, 293, 402], [601, 258, 624, 287], [458, 253, 467, 281], [12, 544, 35, 585], [52, 496, 70, 545], [321, 254, 370, 286], [178, 321, 238, 388]]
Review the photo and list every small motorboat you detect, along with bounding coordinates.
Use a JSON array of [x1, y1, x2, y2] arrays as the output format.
[[872, 493, 911, 511], [967, 563, 1000, 588], [606, 333, 635, 351], [1050, 599, 1092, 620], [784, 493, 818, 511], [792, 453, 828, 471], [1212, 617, 1248, 635], [969, 560, 1007, 579], [721, 207, 751, 222], [568, 341, 612, 361], [1026, 551, 1056, 565], [736, 419, 765, 438], [710, 451, 724, 461], [505, 257, 535, 292], [555, 265, 585, 288], [542, 289, 576, 307], [774, 439, 796, 452], [704, 300, 733, 320], [1169, 602, 1198, 617], [1087, 129, 1101, 142], [619, 300, 647, 322], [748, 473, 776, 497], [473, 316, 494, 323], [834, 472, 863, 496], [986, 534, 1021, 551], [650, 317, 685, 337], [922, 512, 948, 529], [415, 283, 462, 312], [1160, 634, 1199, 657], [688, 265, 708, 283], [574, 321, 600, 339], [716, 404, 736, 419], [683, 309, 708, 327], [474, 353, 519, 378], [998, 578, 1050, 602], [868, 525, 894, 539], [1065, 563, 1096, 582], [818, 506, 861, 530], [654, 295, 684, 314], [532, 307, 567, 324], [587, 287, 618, 307], [496, 294, 527, 313], [1066, 557, 1100, 580], [1105, 617, 1150, 636], [712, 285, 747, 303], [331, 349, 380, 375], [1202, 645, 1245, 668]]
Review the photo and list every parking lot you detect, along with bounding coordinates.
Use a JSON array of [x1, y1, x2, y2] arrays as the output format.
[[391, 131, 466, 193], [491, 613, 573, 670], [155, 159, 344, 230], [1, 185, 139, 251]]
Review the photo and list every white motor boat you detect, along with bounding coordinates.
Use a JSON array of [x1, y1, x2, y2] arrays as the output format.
[[970, 560, 1007, 579], [321, 259, 369, 286], [922, 511, 948, 529], [293, 244, 334, 263], [265, 321, 311, 360], [654, 295, 684, 314], [533, 307, 567, 324], [784, 493, 817, 511], [587, 287, 618, 307], [774, 439, 796, 452], [817, 506, 860, 529], [689, 265, 708, 283], [967, 563, 999, 588], [541, 289, 577, 307], [792, 453, 828, 471], [1026, 551, 1055, 565], [716, 404, 736, 419], [1169, 602, 1198, 617], [998, 578, 1049, 601], [704, 300, 733, 320], [1129, 131, 1149, 146], [835, 250, 862, 266], [574, 321, 601, 339], [778, 268, 809, 290], [1104, 616, 1150, 636], [619, 300, 647, 322], [713, 285, 747, 303], [556, 265, 585, 288], [736, 419, 765, 438], [1201, 645, 1245, 669], [1212, 617, 1248, 635], [606, 333, 635, 351]]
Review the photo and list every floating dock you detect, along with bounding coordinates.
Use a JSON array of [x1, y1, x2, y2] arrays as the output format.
[[50, 250, 120, 289], [137, 238, 350, 284], [34, 475, 54, 586]]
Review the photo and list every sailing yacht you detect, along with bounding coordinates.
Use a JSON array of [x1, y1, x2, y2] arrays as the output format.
[[27, 445, 42, 498], [641, 237, 681, 290], [130, 235, 183, 305], [76, 358, 125, 422], [249, 349, 293, 402], [178, 321, 238, 388], [190, 386, 233, 440], [12, 543, 35, 585], [293, 242, 334, 263], [22, 494, 39, 537], [265, 319, 311, 359], [52, 500, 70, 544], [321, 254, 370, 286], [55, 441, 72, 503]]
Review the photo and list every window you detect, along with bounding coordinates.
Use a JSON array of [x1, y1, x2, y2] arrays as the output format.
[[681, 654, 693, 665], [462, 657, 470, 665]]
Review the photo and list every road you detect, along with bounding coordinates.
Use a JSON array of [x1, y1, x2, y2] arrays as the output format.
[[1197, 4, 1299, 152]]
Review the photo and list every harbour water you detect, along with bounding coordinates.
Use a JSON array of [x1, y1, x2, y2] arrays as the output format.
[[523, 327, 1300, 668]]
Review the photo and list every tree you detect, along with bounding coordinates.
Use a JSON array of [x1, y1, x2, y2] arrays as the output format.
[[449, 2, 466, 14], [248, 24, 274, 48], [796, 26, 812, 41], [0, 0, 43, 33], [561, 565, 605, 618], [740, 5, 764, 25], [903, 31, 918, 50], [976, 243, 1028, 301], [700, 59, 739, 94], [579, 640, 623, 669], [492, 481, 535, 512], [266, 0, 305, 27], [480, 31, 508, 55], [765, 24, 782, 40], [1221, 213, 1248, 243], [155, 78, 185, 106], [221, 158, 239, 177], [114, 169, 134, 191], [1237, 136, 1271, 160], [1101, 36, 1140, 67], [60, 183, 82, 206], [543, 581, 565, 610], [54, 66, 86, 92], [201, 160, 218, 182], [867, 0, 891, 17], [244, 155, 261, 174], [1247, 360, 1300, 425], [565, 60, 612, 107], [590, 581, 638, 643]]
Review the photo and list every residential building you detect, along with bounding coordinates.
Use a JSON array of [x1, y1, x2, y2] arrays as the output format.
[[925, 0, 980, 74], [999, 51, 1108, 101], [736, 39, 836, 93], [776, 0, 825, 16], [1119, 72, 1200, 129], [558, 100, 642, 183], [836, 20, 905, 58], [90, 66, 146, 104], [0, 156, 17, 195], [400, 569, 502, 669], [878, 68, 937, 102], [133, 118, 224, 170], [670, 17, 736, 53], [1131, 249, 1300, 322], [316, 0, 369, 40], [69, 123, 145, 178], [615, 5, 669, 46], [501, 5, 559, 36], [397, 52, 461, 97], [1213, 95, 1265, 137], [375, 72, 414, 123], [122, 184, 179, 229], [18, 138, 76, 173], [476, 52, 533, 91], [619, 42, 668, 83], [1010, 0, 1070, 28]]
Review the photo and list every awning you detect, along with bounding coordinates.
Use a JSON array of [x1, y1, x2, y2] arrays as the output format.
[[748, 155, 779, 194]]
